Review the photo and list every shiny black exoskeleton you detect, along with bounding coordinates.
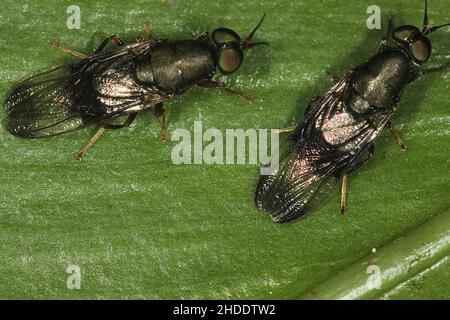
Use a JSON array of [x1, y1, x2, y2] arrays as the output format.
[[135, 40, 216, 93], [255, 1, 450, 223], [4, 15, 266, 159]]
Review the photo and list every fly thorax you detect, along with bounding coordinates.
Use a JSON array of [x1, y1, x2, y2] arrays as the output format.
[[351, 48, 413, 109], [150, 40, 215, 92]]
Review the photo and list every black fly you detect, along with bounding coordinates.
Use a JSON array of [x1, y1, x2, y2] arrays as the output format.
[[255, 1, 450, 223], [4, 15, 266, 160]]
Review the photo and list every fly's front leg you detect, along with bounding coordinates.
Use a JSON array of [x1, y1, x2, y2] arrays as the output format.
[[385, 121, 406, 151], [196, 32, 209, 42], [154, 103, 167, 142], [75, 113, 138, 160], [340, 175, 348, 215], [94, 35, 124, 54], [197, 80, 254, 103], [378, 14, 395, 51], [52, 41, 88, 59], [409, 62, 450, 83]]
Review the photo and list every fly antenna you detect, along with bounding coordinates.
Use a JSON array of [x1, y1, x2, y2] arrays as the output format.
[[422, 0, 429, 33], [241, 13, 267, 49], [421, 0, 450, 35]]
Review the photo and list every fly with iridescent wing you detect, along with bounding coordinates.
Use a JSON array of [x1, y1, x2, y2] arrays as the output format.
[[255, 1, 450, 223], [4, 15, 267, 160]]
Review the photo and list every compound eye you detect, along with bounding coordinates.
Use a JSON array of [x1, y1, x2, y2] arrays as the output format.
[[212, 28, 241, 45], [393, 25, 419, 42], [217, 45, 243, 74], [411, 38, 431, 63]]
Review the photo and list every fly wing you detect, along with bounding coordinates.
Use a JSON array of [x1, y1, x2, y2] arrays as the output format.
[[255, 76, 391, 223], [4, 64, 88, 137], [4, 42, 165, 138], [255, 137, 340, 223]]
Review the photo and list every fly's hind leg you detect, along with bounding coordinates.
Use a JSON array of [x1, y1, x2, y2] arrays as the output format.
[[154, 103, 167, 142], [94, 35, 124, 53], [52, 34, 124, 59], [75, 127, 107, 161], [197, 80, 254, 103], [385, 121, 406, 151], [339, 143, 374, 215], [52, 41, 88, 59], [75, 113, 138, 160]]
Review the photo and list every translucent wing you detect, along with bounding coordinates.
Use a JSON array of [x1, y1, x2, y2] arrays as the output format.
[[4, 43, 166, 138], [255, 76, 391, 223], [5, 64, 86, 137]]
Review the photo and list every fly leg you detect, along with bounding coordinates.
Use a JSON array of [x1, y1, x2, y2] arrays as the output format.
[[52, 34, 124, 59], [135, 22, 154, 43], [368, 144, 375, 157], [339, 143, 374, 215], [385, 121, 406, 151], [409, 62, 450, 83], [325, 69, 339, 84], [195, 32, 209, 42], [340, 175, 348, 215], [271, 127, 296, 134], [145, 22, 153, 39], [378, 14, 395, 51], [75, 113, 138, 160], [51, 41, 88, 59], [154, 103, 167, 142], [197, 80, 254, 103], [94, 35, 124, 53]]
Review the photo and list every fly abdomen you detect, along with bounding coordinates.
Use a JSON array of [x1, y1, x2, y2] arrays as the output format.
[[134, 53, 156, 85]]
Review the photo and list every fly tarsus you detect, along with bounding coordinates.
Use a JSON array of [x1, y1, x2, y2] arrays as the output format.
[[52, 40, 88, 59], [75, 113, 138, 160], [75, 126, 106, 161], [154, 103, 167, 142], [270, 126, 296, 134], [386, 121, 406, 151], [197, 79, 254, 103], [94, 35, 124, 54], [145, 22, 153, 40]]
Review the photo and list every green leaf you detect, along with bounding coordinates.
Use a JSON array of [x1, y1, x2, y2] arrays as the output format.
[[0, 0, 448, 299], [300, 210, 450, 299]]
